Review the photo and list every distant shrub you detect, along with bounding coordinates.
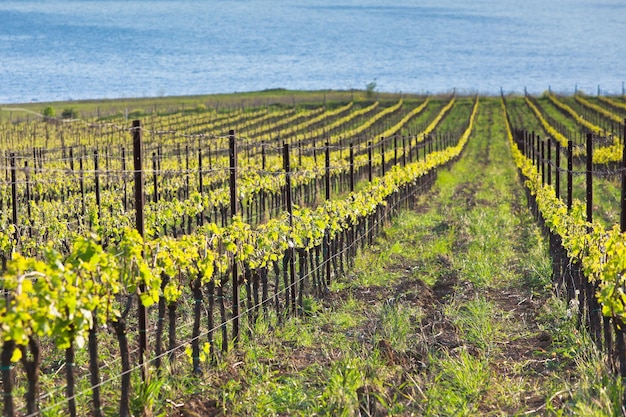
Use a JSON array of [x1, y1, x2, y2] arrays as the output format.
[[127, 109, 144, 118], [195, 103, 207, 113], [42, 106, 56, 118], [62, 108, 77, 119]]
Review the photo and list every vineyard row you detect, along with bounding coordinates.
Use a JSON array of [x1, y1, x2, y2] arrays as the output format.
[[0, 99, 478, 416]]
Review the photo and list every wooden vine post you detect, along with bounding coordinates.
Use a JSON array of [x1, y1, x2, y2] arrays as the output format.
[[229, 130, 240, 345], [198, 147, 203, 197], [325, 141, 332, 287], [349, 143, 354, 192], [536, 135, 541, 175], [24, 161, 31, 238], [547, 138, 552, 186], [621, 119, 626, 232], [537, 137, 546, 185], [79, 155, 86, 218], [122, 147, 128, 211], [132, 119, 149, 382], [586, 133, 593, 224], [402, 136, 407, 167], [152, 152, 159, 204], [10, 153, 17, 244], [393, 135, 398, 167], [261, 142, 266, 221], [380, 137, 386, 177], [567, 140, 573, 211], [283, 142, 297, 314], [94, 150, 101, 221], [619, 119, 626, 405], [528, 131, 532, 161], [585, 132, 603, 349], [555, 141, 561, 200], [367, 141, 373, 182]]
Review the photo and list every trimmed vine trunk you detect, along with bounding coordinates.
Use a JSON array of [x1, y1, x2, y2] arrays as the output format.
[[282, 254, 290, 315], [218, 275, 228, 353], [207, 280, 215, 360], [298, 249, 306, 311], [252, 270, 260, 325], [89, 314, 102, 417], [112, 318, 131, 417], [66, 341, 77, 417], [331, 238, 339, 279], [168, 302, 177, 364], [191, 275, 203, 374], [111, 297, 133, 417], [310, 248, 319, 297], [155, 274, 169, 370], [245, 267, 253, 337], [20, 338, 40, 416], [273, 262, 281, 325], [2, 340, 16, 417], [261, 267, 268, 317], [338, 231, 345, 276], [615, 322, 626, 406]]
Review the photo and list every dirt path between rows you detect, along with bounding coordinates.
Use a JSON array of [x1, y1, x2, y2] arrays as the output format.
[[342, 100, 566, 415], [181, 100, 573, 416]]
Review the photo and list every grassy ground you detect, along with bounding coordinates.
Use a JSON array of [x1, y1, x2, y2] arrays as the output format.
[[0, 89, 408, 122], [143, 99, 621, 416]]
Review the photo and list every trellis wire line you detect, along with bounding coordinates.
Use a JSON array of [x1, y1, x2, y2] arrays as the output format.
[[0, 164, 379, 185], [23, 246, 335, 416], [22, 174, 431, 417], [19, 137, 421, 165], [2, 118, 426, 154], [531, 158, 626, 178], [0, 166, 231, 177], [26, 298, 208, 407], [0, 141, 419, 168]]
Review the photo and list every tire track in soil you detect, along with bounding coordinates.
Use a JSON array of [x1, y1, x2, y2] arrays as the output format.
[[373, 101, 558, 414], [181, 100, 559, 416], [414, 109, 494, 360]]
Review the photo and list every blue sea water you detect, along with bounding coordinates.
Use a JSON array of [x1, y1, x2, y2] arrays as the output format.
[[0, 0, 625, 103]]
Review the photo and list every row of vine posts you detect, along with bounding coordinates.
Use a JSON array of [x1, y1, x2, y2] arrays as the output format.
[[0, 114, 464, 416], [510, 110, 626, 404]]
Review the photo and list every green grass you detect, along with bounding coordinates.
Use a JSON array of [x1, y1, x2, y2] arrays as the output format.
[[446, 297, 504, 354], [0, 89, 410, 122], [423, 349, 491, 416], [375, 302, 423, 353]]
